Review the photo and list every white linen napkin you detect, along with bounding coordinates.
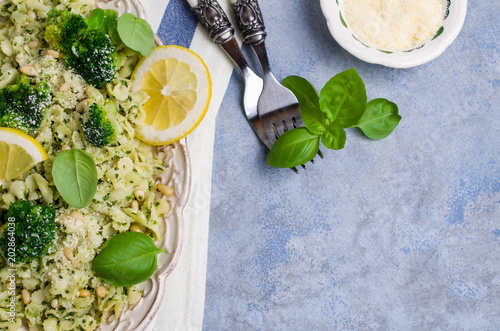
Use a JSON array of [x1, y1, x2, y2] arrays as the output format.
[[139, 0, 234, 329]]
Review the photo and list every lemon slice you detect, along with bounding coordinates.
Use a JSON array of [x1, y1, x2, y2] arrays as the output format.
[[132, 45, 212, 145], [0, 127, 48, 183]]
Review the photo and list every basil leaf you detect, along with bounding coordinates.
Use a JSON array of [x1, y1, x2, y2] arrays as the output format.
[[93, 232, 166, 287], [321, 122, 346, 150], [117, 13, 155, 56], [85, 9, 120, 44], [267, 128, 320, 168], [283, 75, 329, 134], [354, 98, 401, 139], [52, 149, 98, 209], [319, 67, 367, 128], [85, 8, 105, 31]]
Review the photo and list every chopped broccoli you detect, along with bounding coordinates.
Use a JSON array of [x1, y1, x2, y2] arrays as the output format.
[[0, 75, 53, 133], [0, 199, 56, 264], [83, 102, 117, 148], [66, 29, 117, 87], [44, 8, 117, 87], [45, 8, 88, 52]]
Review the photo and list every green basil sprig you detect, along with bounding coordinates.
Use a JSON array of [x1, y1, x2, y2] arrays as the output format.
[[319, 68, 367, 127], [85, 9, 155, 57], [266, 128, 320, 168], [268, 68, 401, 168], [52, 149, 98, 209], [85, 8, 120, 44], [117, 13, 156, 57], [282, 75, 328, 135], [93, 232, 166, 287], [352, 98, 401, 139]]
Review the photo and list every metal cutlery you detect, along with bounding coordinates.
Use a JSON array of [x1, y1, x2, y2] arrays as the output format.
[[230, 0, 304, 148], [188, 0, 320, 171], [188, 0, 271, 149], [230, 0, 322, 171]]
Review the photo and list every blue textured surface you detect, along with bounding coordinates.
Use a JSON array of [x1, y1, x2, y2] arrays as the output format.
[[204, 0, 499, 329]]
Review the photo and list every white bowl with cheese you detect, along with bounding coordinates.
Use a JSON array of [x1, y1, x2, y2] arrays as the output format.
[[320, 0, 467, 68]]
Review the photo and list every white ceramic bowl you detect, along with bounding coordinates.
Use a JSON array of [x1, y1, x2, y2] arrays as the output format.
[[320, 0, 467, 68]]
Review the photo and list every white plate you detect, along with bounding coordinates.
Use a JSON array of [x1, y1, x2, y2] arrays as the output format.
[[94, 1, 191, 330], [320, 0, 467, 68], [0, 0, 191, 329]]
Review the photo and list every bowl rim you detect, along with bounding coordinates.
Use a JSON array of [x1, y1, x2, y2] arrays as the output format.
[[319, 0, 468, 68]]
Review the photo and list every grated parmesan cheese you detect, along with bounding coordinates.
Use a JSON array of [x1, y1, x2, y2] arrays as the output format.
[[343, 0, 444, 50]]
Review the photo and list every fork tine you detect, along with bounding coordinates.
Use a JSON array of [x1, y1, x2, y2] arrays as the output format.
[[266, 124, 278, 145], [283, 118, 294, 131], [268, 115, 296, 141], [275, 122, 286, 137], [290, 164, 306, 174]]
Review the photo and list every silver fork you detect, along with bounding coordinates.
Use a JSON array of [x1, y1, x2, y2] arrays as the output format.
[[230, 0, 304, 148], [188, 0, 271, 149]]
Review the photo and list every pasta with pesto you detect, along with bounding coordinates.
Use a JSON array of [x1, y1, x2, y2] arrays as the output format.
[[0, 0, 171, 330]]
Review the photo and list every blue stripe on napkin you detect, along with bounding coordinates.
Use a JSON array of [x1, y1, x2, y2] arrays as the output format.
[[156, 0, 198, 48]]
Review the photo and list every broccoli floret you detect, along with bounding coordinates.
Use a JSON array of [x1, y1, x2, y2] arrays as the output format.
[[83, 102, 117, 148], [44, 8, 117, 87], [0, 199, 56, 264], [66, 30, 117, 87], [45, 8, 88, 53], [0, 75, 53, 133]]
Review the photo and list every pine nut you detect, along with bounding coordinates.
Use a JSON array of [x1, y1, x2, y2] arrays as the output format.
[[63, 247, 73, 260], [59, 82, 70, 92], [96, 286, 107, 298], [71, 259, 79, 268], [134, 190, 145, 202], [27, 40, 39, 49], [61, 145, 71, 151], [70, 211, 84, 221], [130, 200, 139, 210], [75, 99, 90, 113], [21, 289, 31, 305], [157, 184, 174, 197], [46, 49, 60, 58], [78, 289, 91, 298], [20, 65, 37, 76], [50, 298, 59, 309], [129, 224, 142, 233], [27, 11, 36, 21]]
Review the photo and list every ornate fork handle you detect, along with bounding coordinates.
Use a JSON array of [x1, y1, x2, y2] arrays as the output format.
[[189, 0, 253, 96], [191, 0, 234, 43], [231, 0, 266, 44]]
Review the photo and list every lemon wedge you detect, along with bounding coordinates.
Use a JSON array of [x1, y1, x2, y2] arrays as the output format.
[[0, 127, 48, 183], [131, 45, 212, 145]]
